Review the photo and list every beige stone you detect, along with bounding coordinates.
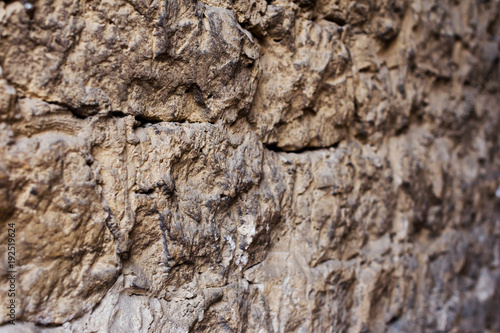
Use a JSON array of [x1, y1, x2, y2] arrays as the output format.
[[0, 0, 499, 331]]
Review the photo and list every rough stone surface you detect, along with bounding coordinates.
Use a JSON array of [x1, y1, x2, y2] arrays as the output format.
[[0, 0, 499, 332]]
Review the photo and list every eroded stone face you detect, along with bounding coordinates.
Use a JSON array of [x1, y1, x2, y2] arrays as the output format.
[[0, 0, 499, 331], [0, 95, 121, 324], [0, 0, 259, 122]]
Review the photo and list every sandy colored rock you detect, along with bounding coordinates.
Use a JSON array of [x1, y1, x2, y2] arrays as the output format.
[[0, 0, 499, 331]]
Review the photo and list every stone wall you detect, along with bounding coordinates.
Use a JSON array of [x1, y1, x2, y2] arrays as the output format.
[[0, 0, 499, 331]]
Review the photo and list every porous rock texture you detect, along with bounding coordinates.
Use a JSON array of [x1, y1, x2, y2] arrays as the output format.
[[0, 0, 500, 331]]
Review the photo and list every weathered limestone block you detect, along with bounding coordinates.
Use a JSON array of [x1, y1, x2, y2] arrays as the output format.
[[0, 0, 259, 122], [0, 94, 121, 324]]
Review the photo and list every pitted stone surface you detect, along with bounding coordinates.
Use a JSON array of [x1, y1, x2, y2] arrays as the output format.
[[0, 0, 499, 332]]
